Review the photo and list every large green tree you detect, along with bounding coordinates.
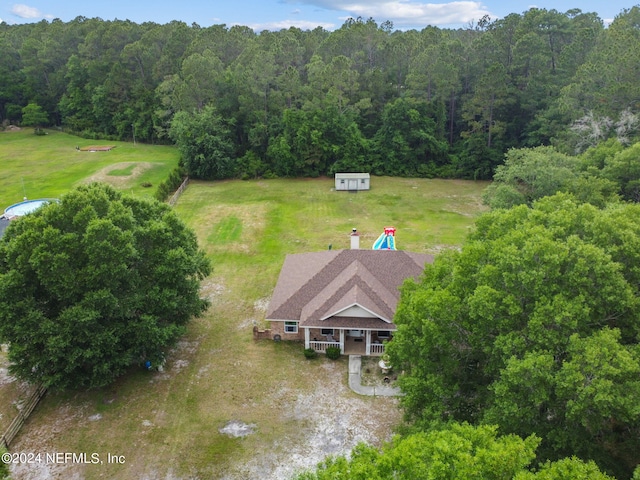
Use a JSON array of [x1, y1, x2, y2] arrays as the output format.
[[169, 105, 235, 180], [21, 101, 49, 132], [0, 183, 211, 390], [389, 194, 640, 477], [267, 105, 369, 177], [372, 97, 449, 176], [482, 145, 619, 209], [294, 423, 613, 480]]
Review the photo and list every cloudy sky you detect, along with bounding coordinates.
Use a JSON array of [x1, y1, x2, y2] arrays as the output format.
[[0, 0, 633, 30]]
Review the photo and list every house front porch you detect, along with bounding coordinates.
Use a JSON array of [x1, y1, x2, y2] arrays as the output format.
[[304, 327, 391, 356]]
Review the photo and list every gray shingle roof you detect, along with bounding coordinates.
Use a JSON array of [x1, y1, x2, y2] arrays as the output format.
[[266, 249, 433, 328]]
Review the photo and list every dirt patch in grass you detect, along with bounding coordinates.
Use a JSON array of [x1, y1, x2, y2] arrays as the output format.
[[82, 162, 153, 188], [221, 358, 402, 480], [80, 146, 116, 151], [200, 279, 226, 302], [219, 420, 257, 438], [6, 350, 400, 480]]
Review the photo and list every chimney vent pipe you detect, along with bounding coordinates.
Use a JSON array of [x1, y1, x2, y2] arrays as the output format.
[[350, 228, 360, 249]]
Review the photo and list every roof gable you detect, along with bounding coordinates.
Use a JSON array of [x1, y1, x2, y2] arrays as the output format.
[[321, 298, 390, 322], [267, 249, 433, 324], [300, 260, 395, 322]]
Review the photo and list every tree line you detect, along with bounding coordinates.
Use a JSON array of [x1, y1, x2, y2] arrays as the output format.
[[386, 194, 640, 479], [295, 137, 640, 479], [2, 7, 640, 179]]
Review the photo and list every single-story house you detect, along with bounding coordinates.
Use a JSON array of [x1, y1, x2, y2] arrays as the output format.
[[335, 173, 370, 191], [266, 234, 433, 356]]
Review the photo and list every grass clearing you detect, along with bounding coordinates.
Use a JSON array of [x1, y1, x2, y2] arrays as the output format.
[[4, 173, 489, 479], [105, 163, 137, 176], [0, 129, 178, 205]]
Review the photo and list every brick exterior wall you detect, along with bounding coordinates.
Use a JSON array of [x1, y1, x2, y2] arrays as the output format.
[[269, 320, 304, 341]]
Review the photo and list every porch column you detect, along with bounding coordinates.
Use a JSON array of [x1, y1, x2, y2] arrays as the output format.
[[339, 329, 345, 354], [365, 330, 371, 355], [304, 328, 310, 349]]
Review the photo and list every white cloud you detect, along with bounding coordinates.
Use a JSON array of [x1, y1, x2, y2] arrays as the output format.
[[286, 0, 493, 27], [11, 4, 43, 19], [242, 19, 336, 31]]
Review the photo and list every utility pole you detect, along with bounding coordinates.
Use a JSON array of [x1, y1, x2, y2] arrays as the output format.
[[132, 123, 136, 146]]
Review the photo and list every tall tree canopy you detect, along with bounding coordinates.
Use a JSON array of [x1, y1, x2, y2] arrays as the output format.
[[0, 183, 211, 390], [294, 423, 613, 480], [3, 9, 636, 180], [389, 194, 640, 478], [169, 105, 235, 180], [481, 145, 620, 209]]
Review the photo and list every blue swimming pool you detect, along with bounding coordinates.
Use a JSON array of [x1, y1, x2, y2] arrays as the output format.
[[4, 198, 57, 217]]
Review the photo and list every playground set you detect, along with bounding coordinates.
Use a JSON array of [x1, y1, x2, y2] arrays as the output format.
[[372, 226, 396, 250]]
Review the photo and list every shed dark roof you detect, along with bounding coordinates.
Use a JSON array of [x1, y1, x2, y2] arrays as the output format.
[[267, 249, 433, 327]]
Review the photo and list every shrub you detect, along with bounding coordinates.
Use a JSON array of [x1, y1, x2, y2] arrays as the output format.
[[303, 348, 318, 359], [155, 165, 186, 201], [326, 346, 341, 360]]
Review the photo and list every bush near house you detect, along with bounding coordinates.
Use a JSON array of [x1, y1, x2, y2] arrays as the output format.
[[303, 348, 318, 359], [326, 346, 341, 360]]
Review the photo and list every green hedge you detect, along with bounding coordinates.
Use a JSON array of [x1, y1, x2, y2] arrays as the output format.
[[326, 346, 341, 360], [155, 165, 187, 202]]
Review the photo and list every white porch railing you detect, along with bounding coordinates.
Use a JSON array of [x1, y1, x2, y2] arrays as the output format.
[[370, 343, 385, 355], [310, 341, 341, 352]]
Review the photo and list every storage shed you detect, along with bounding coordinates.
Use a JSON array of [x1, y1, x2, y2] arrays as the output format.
[[335, 173, 370, 191]]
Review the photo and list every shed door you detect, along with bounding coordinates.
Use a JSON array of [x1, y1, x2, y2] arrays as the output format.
[[348, 179, 358, 190]]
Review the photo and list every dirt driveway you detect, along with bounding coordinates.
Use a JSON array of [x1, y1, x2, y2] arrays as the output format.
[[220, 360, 401, 479], [7, 343, 401, 480]]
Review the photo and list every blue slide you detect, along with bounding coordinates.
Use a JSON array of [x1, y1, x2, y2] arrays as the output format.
[[372, 232, 396, 250]]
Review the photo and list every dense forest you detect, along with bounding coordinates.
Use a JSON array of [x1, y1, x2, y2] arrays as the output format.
[[2, 7, 640, 180], [4, 7, 640, 480]]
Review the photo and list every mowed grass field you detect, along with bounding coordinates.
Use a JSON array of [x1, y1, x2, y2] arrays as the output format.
[[1, 136, 490, 479], [179, 177, 488, 309], [0, 128, 179, 205]]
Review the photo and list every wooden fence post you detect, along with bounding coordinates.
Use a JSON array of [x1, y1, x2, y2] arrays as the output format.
[[168, 177, 190, 206], [0, 383, 47, 450]]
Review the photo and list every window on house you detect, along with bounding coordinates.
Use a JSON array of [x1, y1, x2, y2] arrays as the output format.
[[361, 179, 365, 184], [340, 179, 345, 184], [378, 331, 391, 338], [321, 328, 334, 336], [284, 322, 298, 334]]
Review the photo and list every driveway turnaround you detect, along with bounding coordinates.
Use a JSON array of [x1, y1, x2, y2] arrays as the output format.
[[348, 355, 402, 396]]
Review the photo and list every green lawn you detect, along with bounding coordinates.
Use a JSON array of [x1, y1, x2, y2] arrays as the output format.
[[177, 178, 488, 311], [1, 143, 490, 478], [0, 129, 179, 206]]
